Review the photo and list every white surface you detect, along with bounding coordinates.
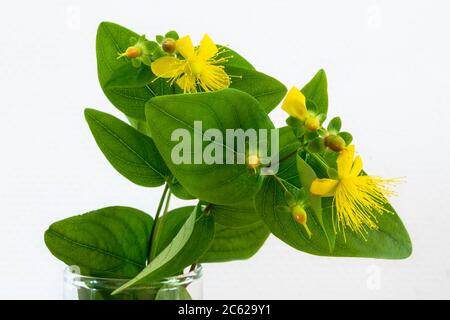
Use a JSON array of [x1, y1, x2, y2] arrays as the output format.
[[1, 0, 449, 299]]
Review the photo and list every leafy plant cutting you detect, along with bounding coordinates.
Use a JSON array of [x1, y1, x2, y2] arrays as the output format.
[[44, 21, 412, 300]]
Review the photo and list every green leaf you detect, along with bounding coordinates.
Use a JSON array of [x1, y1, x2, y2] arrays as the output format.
[[105, 64, 154, 89], [218, 46, 255, 70], [255, 177, 330, 255], [154, 204, 268, 262], [199, 221, 270, 262], [146, 89, 274, 205], [330, 201, 412, 259], [44, 206, 152, 278], [307, 137, 326, 153], [85, 108, 169, 187], [227, 66, 287, 113], [96, 22, 178, 120], [114, 205, 214, 293], [155, 286, 192, 300], [169, 178, 196, 200], [301, 69, 328, 115], [338, 131, 353, 145], [96, 22, 154, 119], [153, 206, 196, 256], [275, 126, 300, 186], [164, 31, 179, 40], [210, 198, 260, 227], [126, 116, 152, 136], [327, 117, 342, 133]]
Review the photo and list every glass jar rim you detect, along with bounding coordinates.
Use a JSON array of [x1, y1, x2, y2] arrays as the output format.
[[64, 264, 203, 290]]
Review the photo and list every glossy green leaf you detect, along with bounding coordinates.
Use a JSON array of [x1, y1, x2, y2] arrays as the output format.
[[164, 31, 179, 40], [96, 21, 157, 120], [114, 205, 214, 293], [153, 206, 196, 256], [105, 64, 154, 89], [329, 201, 412, 259], [327, 116, 342, 133], [85, 108, 169, 187], [301, 69, 328, 116], [126, 116, 152, 137], [227, 66, 287, 113], [199, 221, 270, 263], [210, 198, 260, 227], [154, 204, 268, 262], [338, 131, 353, 145], [275, 126, 300, 186], [44, 206, 152, 278], [169, 178, 196, 200], [146, 89, 274, 205]]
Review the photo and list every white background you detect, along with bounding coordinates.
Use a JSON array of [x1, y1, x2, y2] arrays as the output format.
[[1, 0, 449, 299]]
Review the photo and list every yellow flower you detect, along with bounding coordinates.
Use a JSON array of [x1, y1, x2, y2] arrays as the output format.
[[310, 145, 399, 238], [281, 86, 320, 131], [151, 34, 230, 93]]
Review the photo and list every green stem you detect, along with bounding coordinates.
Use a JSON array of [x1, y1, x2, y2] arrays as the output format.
[[149, 190, 172, 261], [147, 183, 170, 262]]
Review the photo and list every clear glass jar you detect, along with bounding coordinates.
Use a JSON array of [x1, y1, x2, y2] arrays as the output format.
[[63, 265, 203, 300]]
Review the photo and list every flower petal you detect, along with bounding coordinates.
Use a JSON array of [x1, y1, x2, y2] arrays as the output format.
[[197, 34, 218, 60], [281, 87, 308, 120], [151, 56, 183, 78], [310, 178, 339, 197], [350, 155, 363, 177], [198, 64, 230, 91], [175, 35, 195, 59], [337, 144, 355, 177]]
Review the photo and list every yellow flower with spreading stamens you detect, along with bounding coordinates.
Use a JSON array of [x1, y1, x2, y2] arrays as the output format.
[[310, 145, 399, 238], [151, 34, 231, 93], [281, 86, 320, 131]]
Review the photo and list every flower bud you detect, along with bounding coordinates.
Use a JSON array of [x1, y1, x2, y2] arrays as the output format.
[[325, 134, 346, 152], [123, 46, 142, 59], [305, 116, 320, 131], [247, 154, 260, 169], [162, 38, 176, 53], [291, 205, 312, 238], [292, 205, 307, 224]]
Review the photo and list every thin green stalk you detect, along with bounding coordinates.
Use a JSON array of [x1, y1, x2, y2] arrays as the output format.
[[147, 183, 170, 262], [149, 190, 172, 261]]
